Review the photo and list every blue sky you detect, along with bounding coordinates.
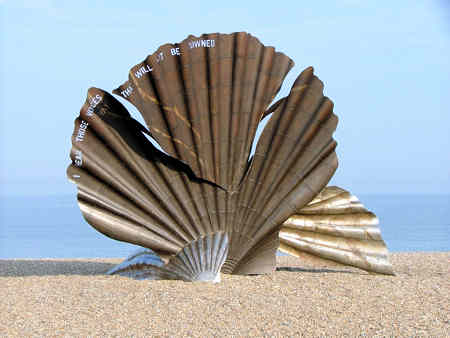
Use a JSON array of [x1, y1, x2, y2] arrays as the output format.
[[1, 0, 449, 195]]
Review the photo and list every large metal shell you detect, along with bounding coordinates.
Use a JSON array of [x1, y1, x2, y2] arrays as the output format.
[[68, 32, 346, 279], [279, 186, 395, 275]]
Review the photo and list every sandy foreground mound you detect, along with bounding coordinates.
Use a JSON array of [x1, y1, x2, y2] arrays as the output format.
[[1, 253, 449, 337]]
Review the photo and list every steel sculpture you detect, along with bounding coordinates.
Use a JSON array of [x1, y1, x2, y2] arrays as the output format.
[[68, 32, 393, 282]]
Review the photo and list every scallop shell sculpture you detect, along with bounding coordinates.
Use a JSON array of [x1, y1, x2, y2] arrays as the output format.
[[68, 32, 393, 281]]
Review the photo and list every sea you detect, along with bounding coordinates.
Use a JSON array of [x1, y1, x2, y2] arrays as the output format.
[[0, 194, 448, 258]]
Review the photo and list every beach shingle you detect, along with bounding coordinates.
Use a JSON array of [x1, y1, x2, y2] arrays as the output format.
[[0, 253, 449, 337]]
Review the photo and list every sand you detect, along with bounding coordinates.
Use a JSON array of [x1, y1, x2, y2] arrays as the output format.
[[1, 253, 449, 337]]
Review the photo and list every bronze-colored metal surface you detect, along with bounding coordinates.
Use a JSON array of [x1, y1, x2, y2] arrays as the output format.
[[66, 32, 385, 281], [114, 32, 293, 190], [279, 186, 395, 275]]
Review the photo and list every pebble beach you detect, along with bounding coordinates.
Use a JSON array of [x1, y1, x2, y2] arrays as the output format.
[[1, 252, 449, 337]]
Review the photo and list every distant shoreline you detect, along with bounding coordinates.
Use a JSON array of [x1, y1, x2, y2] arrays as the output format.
[[1, 253, 448, 336]]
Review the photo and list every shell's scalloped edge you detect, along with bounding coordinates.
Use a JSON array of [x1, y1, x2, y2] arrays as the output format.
[[107, 248, 164, 275]]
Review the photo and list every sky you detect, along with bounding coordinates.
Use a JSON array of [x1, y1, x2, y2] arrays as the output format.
[[1, 0, 449, 196]]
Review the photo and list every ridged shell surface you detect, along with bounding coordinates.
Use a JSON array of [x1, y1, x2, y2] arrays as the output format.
[[114, 32, 294, 190], [68, 32, 340, 276], [108, 232, 228, 282], [279, 186, 395, 275]]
